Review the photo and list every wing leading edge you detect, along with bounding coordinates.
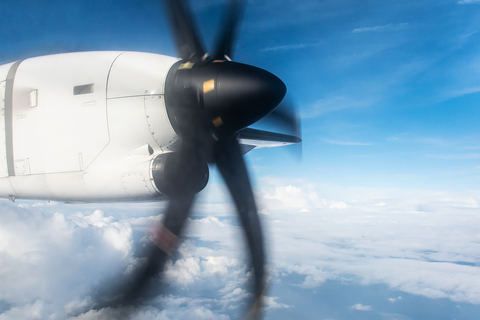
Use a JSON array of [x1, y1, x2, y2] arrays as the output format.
[[237, 128, 301, 154]]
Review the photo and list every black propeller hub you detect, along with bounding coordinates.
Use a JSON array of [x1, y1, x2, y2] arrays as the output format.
[[165, 60, 286, 139]]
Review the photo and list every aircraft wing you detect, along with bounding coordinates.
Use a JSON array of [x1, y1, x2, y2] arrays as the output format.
[[237, 128, 301, 154]]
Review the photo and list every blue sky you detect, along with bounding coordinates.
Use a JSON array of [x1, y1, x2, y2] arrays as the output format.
[[2, 0, 480, 319]]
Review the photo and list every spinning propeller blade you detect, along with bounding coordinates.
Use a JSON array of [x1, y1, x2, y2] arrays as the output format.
[[212, 0, 246, 60], [164, 0, 206, 62], [215, 135, 266, 307], [261, 99, 302, 158]]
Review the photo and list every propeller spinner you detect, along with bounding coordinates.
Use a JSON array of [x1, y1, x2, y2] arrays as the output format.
[[165, 59, 286, 140]]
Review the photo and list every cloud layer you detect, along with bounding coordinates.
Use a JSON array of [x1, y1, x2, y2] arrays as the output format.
[[1, 180, 480, 319]]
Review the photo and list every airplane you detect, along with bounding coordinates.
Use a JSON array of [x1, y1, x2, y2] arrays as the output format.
[[0, 50, 298, 203], [0, 0, 301, 318]]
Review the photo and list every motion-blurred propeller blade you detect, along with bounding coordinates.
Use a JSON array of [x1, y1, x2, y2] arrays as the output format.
[[212, 0, 246, 60], [163, 0, 207, 62], [260, 98, 302, 158], [215, 135, 266, 317], [264, 99, 301, 138]]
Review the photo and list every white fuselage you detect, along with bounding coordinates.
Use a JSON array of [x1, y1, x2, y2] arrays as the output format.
[[0, 51, 180, 202]]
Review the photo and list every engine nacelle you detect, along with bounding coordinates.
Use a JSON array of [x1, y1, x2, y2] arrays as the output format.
[[152, 152, 209, 196]]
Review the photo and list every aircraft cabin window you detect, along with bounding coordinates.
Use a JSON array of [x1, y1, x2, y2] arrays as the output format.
[[73, 84, 94, 95]]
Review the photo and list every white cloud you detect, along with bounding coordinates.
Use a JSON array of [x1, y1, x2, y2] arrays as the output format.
[[201, 256, 239, 277], [329, 201, 350, 209], [3, 183, 480, 318], [353, 23, 409, 33], [0, 300, 44, 320], [257, 182, 480, 304], [458, 0, 480, 3], [0, 200, 256, 319], [259, 208, 271, 215], [447, 86, 480, 98], [260, 43, 320, 52], [64, 298, 91, 315], [388, 296, 402, 303], [221, 287, 250, 302], [260, 183, 354, 211], [351, 303, 372, 311], [70, 210, 133, 257], [164, 257, 201, 286], [0, 203, 137, 319], [262, 184, 326, 209], [373, 202, 386, 207], [68, 302, 231, 320], [262, 296, 291, 309]]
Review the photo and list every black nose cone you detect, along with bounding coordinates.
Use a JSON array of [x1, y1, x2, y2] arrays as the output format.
[[203, 61, 286, 137], [164, 60, 287, 140]]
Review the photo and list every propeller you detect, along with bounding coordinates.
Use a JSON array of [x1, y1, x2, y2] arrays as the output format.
[[163, 0, 206, 62], [98, 0, 298, 318], [212, 0, 246, 61], [258, 98, 302, 158]]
